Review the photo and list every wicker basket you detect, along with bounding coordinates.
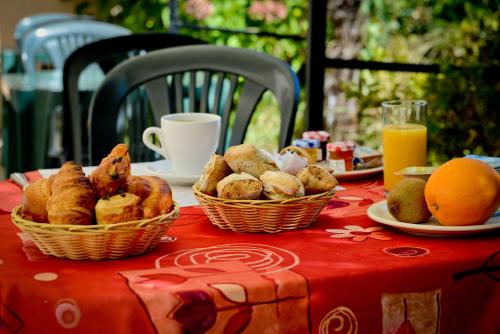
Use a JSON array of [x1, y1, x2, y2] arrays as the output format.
[[11, 204, 179, 260], [193, 186, 335, 233]]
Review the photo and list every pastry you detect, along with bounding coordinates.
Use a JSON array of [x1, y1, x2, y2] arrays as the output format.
[[47, 162, 96, 225], [89, 143, 131, 198], [296, 165, 338, 195], [216, 172, 263, 200], [259, 171, 305, 200], [196, 154, 232, 196], [224, 144, 278, 178], [21, 178, 51, 223], [95, 193, 142, 224], [126, 175, 173, 218]]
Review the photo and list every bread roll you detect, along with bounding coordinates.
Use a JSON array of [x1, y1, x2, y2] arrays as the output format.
[[224, 144, 278, 178], [47, 162, 96, 225], [126, 176, 173, 218], [21, 178, 51, 223], [216, 173, 263, 200], [259, 171, 305, 200], [196, 154, 232, 196], [95, 193, 142, 224], [297, 165, 338, 195]]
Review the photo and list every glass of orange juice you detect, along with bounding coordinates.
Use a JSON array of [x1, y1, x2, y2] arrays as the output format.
[[382, 100, 427, 192]]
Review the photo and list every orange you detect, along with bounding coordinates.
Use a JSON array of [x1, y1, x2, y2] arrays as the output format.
[[424, 158, 500, 226]]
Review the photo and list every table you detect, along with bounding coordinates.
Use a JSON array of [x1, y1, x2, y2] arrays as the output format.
[[1, 68, 103, 175], [0, 171, 499, 333]]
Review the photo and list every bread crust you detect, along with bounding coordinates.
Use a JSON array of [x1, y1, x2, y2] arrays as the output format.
[[296, 165, 338, 195], [47, 162, 96, 225], [216, 172, 263, 199], [196, 155, 232, 196], [89, 143, 131, 198], [126, 176, 173, 218], [95, 193, 142, 224], [224, 144, 278, 178], [21, 178, 51, 223], [260, 171, 305, 200]]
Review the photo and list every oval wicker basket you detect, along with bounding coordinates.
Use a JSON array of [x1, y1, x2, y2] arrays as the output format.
[[11, 204, 179, 260], [193, 186, 336, 233]]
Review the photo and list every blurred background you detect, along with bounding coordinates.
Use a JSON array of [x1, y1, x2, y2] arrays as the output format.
[[1, 0, 498, 177]]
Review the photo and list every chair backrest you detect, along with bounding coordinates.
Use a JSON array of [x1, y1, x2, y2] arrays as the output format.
[[62, 32, 205, 164], [88, 45, 300, 165], [21, 20, 130, 73], [14, 12, 92, 51]]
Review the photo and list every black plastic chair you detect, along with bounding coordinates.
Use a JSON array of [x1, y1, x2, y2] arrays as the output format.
[[88, 45, 300, 165], [62, 32, 205, 164]]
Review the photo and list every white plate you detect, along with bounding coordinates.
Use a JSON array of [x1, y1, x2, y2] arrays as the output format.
[[334, 166, 383, 180], [317, 162, 383, 180], [144, 160, 199, 186], [367, 200, 500, 236]]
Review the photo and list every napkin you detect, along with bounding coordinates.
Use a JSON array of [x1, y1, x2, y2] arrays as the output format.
[[465, 155, 500, 171]]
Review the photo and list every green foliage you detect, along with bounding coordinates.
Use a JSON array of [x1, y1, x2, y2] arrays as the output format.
[[67, 0, 499, 160], [356, 0, 500, 163]]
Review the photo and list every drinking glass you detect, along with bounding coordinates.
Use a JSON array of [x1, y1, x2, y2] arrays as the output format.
[[382, 100, 427, 191]]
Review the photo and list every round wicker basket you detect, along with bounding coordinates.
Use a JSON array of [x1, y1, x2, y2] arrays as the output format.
[[11, 204, 179, 260], [193, 186, 336, 233]]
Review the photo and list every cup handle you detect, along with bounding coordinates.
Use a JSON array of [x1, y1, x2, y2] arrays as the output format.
[[142, 127, 170, 160]]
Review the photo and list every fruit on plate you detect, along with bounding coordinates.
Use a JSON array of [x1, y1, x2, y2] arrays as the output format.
[[424, 158, 500, 226], [387, 178, 431, 224]]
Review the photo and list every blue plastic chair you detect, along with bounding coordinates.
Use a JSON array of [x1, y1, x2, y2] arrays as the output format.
[[21, 20, 130, 73], [14, 13, 93, 52]]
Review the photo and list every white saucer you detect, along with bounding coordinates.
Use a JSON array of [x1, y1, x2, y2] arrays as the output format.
[[367, 200, 500, 237], [144, 160, 200, 186]]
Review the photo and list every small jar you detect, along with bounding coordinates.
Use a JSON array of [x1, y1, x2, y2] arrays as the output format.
[[327, 141, 356, 172], [303, 131, 330, 161], [292, 138, 321, 163]]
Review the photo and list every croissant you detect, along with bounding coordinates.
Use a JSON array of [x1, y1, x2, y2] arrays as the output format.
[[126, 176, 173, 218], [21, 178, 51, 223], [89, 144, 131, 198], [47, 162, 96, 225]]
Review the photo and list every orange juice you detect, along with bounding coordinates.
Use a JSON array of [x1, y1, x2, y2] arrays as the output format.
[[383, 123, 427, 191]]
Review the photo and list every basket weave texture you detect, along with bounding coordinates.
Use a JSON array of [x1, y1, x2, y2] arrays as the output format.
[[11, 204, 179, 260], [193, 186, 335, 233]]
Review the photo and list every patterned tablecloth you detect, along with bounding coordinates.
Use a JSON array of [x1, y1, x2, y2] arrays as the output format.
[[0, 174, 499, 334]]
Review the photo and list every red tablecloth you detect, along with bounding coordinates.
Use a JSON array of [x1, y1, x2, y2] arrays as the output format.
[[0, 175, 499, 334]]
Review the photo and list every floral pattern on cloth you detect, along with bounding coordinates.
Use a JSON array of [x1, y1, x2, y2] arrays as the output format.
[[120, 261, 309, 334], [323, 180, 385, 219], [319, 306, 358, 334], [326, 225, 391, 242], [154, 243, 299, 274]]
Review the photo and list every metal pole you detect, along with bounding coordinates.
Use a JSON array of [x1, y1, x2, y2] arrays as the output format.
[[169, 0, 179, 33], [305, 0, 327, 130]]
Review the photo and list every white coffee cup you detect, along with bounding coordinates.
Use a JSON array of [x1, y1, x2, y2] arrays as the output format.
[[142, 113, 221, 175]]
